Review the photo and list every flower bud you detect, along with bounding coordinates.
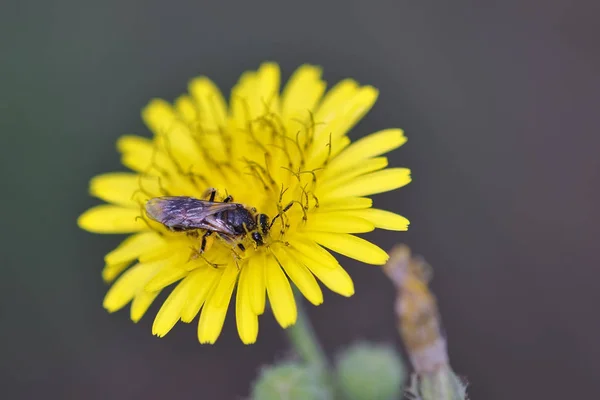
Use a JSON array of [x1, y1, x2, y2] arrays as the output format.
[[251, 362, 332, 400], [335, 342, 406, 400]]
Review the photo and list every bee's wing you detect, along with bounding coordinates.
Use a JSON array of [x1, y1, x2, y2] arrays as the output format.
[[145, 196, 238, 229]]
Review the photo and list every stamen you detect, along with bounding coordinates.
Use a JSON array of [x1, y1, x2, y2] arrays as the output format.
[[243, 168, 270, 192], [134, 204, 163, 234], [309, 192, 320, 209], [243, 158, 277, 187], [146, 144, 171, 178], [134, 215, 156, 232], [280, 166, 321, 192], [277, 184, 289, 205], [259, 94, 279, 118], [158, 124, 190, 177], [218, 125, 234, 160], [290, 111, 325, 151], [156, 176, 171, 196], [266, 142, 294, 169], [324, 132, 333, 166], [183, 165, 209, 188], [300, 183, 310, 211], [258, 114, 294, 168], [276, 133, 304, 169], [237, 96, 270, 155], [294, 131, 306, 168], [131, 174, 154, 201], [263, 152, 275, 185]]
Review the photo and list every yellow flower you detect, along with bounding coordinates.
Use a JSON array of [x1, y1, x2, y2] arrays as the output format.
[[78, 62, 411, 344]]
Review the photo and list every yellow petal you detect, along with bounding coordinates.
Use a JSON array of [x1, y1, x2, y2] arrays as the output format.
[[230, 63, 280, 123], [318, 197, 373, 211], [313, 85, 378, 147], [230, 71, 257, 127], [154, 118, 206, 170], [137, 238, 183, 263], [78, 205, 146, 234], [174, 95, 198, 124], [289, 235, 339, 268], [305, 134, 351, 172], [302, 212, 374, 234], [104, 231, 165, 266], [103, 259, 166, 312], [344, 209, 410, 231], [116, 134, 152, 154], [319, 157, 388, 192], [101, 260, 130, 283], [152, 274, 195, 337], [255, 62, 281, 114], [236, 265, 259, 344], [288, 248, 354, 297], [142, 99, 176, 135], [245, 251, 266, 315], [319, 168, 411, 200], [329, 86, 379, 140], [188, 76, 228, 129], [130, 290, 161, 322], [265, 255, 297, 328], [144, 262, 188, 292], [315, 79, 359, 121], [275, 248, 323, 306], [325, 129, 406, 176], [211, 265, 240, 308], [89, 173, 140, 207], [281, 64, 325, 119], [117, 135, 171, 174], [310, 232, 389, 265], [197, 268, 238, 344], [180, 267, 221, 323]]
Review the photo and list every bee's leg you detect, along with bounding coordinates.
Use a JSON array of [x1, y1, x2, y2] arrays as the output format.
[[214, 233, 244, 261], [226, 243, 246, 270], [222, 189, 234, 203], [202, 188, 217, 202], [189, 249, 221, 269], [232, 255, 241, 270], [200, 230, 213, 253], [189, 231, 221, 268]]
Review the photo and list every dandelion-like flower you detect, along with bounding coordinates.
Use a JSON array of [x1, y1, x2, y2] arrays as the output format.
[[78, 62, 411, 344]]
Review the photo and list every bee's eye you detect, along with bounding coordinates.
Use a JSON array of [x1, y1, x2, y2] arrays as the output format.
[[251, 232, 264, 246]]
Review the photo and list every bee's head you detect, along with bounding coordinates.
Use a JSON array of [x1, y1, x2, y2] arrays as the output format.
[[251, 231, 264, 246], [250, 213, 270, 247]]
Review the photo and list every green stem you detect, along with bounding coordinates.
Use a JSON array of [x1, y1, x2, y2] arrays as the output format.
[[286, 297, 329, 371]]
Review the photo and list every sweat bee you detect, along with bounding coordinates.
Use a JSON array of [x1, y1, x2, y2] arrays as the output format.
[[144, 189, 271, 256]]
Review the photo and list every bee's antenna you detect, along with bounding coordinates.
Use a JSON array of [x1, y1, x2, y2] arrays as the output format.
[[269, 201, 298, 230]]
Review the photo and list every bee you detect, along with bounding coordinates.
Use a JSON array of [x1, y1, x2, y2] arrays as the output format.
[[145, 190, 271, 256]]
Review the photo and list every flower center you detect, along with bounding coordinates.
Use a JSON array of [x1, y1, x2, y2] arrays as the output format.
[[135, 102, 351, 266]]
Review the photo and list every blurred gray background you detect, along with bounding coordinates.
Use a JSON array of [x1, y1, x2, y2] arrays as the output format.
[[2, 0, 599, 399]]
